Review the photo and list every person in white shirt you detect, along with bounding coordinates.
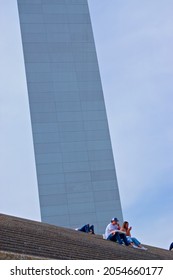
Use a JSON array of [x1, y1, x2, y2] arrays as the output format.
[[105, 217, 129, 246]]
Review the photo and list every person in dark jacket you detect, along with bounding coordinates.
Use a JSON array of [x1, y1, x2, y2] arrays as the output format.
[[78, 224, 95, 234], [169, 242, 173, 251]]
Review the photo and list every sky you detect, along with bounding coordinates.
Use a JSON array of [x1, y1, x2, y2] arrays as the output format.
[[0, 0, 173, 250]]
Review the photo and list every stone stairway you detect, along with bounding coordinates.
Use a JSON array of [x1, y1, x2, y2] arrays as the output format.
[[0, 213, 172, 260]]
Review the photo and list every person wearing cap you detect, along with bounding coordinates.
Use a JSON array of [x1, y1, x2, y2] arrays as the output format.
[[105, 218, 129, 246]]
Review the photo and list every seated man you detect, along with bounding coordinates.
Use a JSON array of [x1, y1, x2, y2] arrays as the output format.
[[105, 217, 129, 246]]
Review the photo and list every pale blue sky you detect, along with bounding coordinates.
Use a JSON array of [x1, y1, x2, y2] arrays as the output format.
[[0, 0, 173, 250]]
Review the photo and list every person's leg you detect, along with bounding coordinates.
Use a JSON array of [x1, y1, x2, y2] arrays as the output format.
[[120, 234, 129, 246], [85, 224, 90, 233], [131, 237, 141, 247], [107, 233, 123, 244], [126, 236, 133, 243], [107, 233, 122, 244], [78, 224, 89, 233], [107, 233, 124, 245], [115, 232, 124, 244], [107, 233, 116, 241], [89, 225, 95, 234], [131, 237, 147, 250]]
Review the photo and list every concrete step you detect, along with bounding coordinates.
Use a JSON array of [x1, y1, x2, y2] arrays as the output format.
[[0, 213, 172, 260]]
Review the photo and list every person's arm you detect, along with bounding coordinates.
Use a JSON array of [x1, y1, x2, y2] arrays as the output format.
[[107, 224, 118, 235], [126, 226, 132, 236], [117, 223, 121, 230]]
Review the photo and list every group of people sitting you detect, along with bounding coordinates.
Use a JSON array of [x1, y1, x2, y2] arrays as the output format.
[[77, 219, 173, 252], [105, 217, 147, 250], [77, 217, 147, 250]]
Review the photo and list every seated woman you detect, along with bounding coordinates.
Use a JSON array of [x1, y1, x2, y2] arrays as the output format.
[[120, 221, 147, 250]]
